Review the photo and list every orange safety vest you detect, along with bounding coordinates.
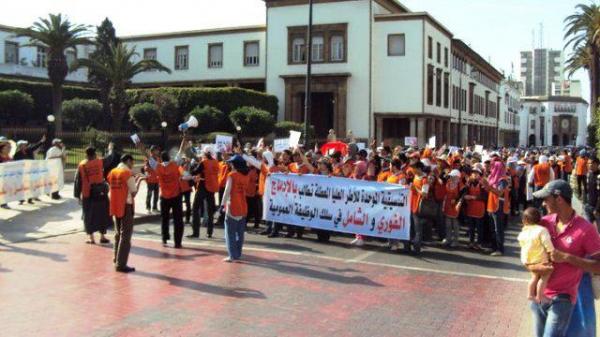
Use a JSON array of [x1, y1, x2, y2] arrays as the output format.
[[377, 170, 391, 183], [77, 158, 104, 199], [245, 167, 259, 197], [228, 171, 249, 217], [107, 167, 132, 218], [576, 157, 588, 176], [443, 182, 461, 218], [144, 159, 159, 184], [533, 163, 551, 187], [288, 162, 310, 174], [178, 166, 192, 193], [410, 175, 427, 214], [218, 161, 230, 190], [433, 179, 446, 202], [156, 162, 181, 199], [487, 177, 510, 214], [258, 164, 280, 196], [465, 183, 485, 218], [386, 172, 406, 185], [563, 156, 573, 173], [202, 159, 220, 193]]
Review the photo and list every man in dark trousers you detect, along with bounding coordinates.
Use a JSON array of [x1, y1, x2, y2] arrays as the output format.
[[584, 157, 600, 226]]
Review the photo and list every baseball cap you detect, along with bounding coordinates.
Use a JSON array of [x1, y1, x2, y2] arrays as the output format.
[[227, 154, 248, 171], [532, 180, 573, 201]]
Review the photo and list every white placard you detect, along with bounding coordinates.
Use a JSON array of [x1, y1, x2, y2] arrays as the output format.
[[428, 136, 436, 148], [274, 138, 290, 153], [130, 134, 141, 145], [0, 159, 64, 204], [404, 137, 417, 147], [356, 142, 366, 150], [474, 145, 484, 154], [263, 174, 411, 240], [448, 146, 459, 154], [289, 131, 302, 148], [215, 135, 233, 153]]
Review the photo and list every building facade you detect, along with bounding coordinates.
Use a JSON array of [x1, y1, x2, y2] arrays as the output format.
[[519, 48, 564, 97], [0, 24, 90, 83], [551, 79, 582, 97], [498, 79, 520, 147], [1, 0, 512, 146], [519, 96, 588, 147]]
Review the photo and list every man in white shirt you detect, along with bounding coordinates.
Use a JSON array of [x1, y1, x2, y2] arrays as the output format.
[[45, 138, 66, 200]]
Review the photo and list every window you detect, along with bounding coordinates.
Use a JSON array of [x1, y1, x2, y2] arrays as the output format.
[[35, 46, 47, 68], [387, 34, 405, 56], [330, 35, 344, 61], [311, 36, 324, 62], [174, 46, 188, 70], [244, 41, 259, 66], [436, 68, 442, 107], [444, 47, 448, 67], [65, 49, 76, 67], [208, 43, 223, 68], [531, 120, 535, 129], [143, 48, 157, 61], [4, 41, 18, 64], [437, 42, 441, 63], [428, 36, 432, 59], [292, 37, 306, 63], [443, 72, 449, 108], [427, 65, 434, 105]]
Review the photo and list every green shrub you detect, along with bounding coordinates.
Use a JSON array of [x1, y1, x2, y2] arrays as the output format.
[[0, 90, 34, 126], [229, 106, 275, 138], [274, 121, 315, 142], [0, 78, 98, 124], [188, 105, 232, 135], [62, 98, 103, 131], [133, 91, 180, 130], [127, 87, 278, 122], [83, 127, 112, 150], [128, 103, 161, 131]]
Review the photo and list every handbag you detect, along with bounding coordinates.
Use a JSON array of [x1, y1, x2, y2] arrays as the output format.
[[417, 196, 437, 219]]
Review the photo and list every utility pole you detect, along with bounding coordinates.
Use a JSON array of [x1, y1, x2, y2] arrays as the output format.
[[303, 0, 314, 147]]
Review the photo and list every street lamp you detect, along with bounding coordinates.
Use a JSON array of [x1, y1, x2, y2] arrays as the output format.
[[46, 114, 55, 149], [161, 121, 168, 150]]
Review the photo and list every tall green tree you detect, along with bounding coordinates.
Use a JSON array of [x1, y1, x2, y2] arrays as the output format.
[[72, 43, 171, 131], [15, 14, 92, 133], [564, 3, 600, 112], [88, 18, 119, 129]]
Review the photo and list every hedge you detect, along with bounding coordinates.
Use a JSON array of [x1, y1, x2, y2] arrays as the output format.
[[0, 78, 99, 123], [62, 98, 103, 131], [129, 102, 161, 131], [188, 105, 232, 135], [0, 90, 34, 126], [128, 87, 278, 122]]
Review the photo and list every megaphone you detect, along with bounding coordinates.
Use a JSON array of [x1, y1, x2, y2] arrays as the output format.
[[178, 116, 199, 131]]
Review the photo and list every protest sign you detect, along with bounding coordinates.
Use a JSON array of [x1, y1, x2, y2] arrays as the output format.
[[215, 135, 233, 152], [274, 138, 290, 153], [130, 134, 141, 145], [356, 142, 366, 150], [428, 136, 436, 148], [404, 137, 417, 147], [263, 174, 411, 240], [474, 145, 484, 154], [289, 131, 302, 148], [0, 159, 64, 204]]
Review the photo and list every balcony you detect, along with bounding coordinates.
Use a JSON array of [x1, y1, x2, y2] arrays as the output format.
[[0, 63, 88, 83]]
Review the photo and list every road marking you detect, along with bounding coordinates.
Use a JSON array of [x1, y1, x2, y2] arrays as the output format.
[[134, 236, 528, 283]]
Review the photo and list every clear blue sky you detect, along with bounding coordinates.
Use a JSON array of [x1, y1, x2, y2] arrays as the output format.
[[0, 0, 591, 104]]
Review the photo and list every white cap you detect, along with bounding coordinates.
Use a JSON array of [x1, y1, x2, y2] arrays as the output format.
[[16, 140, 28, 146], [539, 155, 549, 163], [449, 169, 461, 177]]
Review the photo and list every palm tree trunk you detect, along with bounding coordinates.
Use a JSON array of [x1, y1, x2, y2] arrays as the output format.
[[52, 83, 63, 134]]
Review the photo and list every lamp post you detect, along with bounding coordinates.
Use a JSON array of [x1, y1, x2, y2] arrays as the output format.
[[161, 121, 168, 151], [303, 0, 314, 147], [46, 114, 55, 149]]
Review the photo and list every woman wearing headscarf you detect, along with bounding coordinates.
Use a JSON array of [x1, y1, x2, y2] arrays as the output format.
[[483, 155, 511, 256]]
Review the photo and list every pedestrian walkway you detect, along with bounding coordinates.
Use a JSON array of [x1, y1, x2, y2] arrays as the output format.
[[0, 183, 157, 243]]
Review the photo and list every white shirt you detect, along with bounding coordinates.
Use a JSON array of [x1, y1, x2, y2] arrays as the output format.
[[117, 163, 138, 205], [46, 146, 65, 161]]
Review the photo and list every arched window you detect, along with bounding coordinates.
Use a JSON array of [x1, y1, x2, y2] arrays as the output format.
[[312, 36, 324, 62]]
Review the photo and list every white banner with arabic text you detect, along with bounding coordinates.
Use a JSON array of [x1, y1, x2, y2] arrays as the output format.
[[263, 174, 410, 240], [0, 159, 64, 204]]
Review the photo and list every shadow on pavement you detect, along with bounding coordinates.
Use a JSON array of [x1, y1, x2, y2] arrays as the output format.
[[134, 270, 267, 299], [0, 242, 68, 262], [242, 254, 383, 287]]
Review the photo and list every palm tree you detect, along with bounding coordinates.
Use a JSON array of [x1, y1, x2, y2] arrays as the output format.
[[564, 3, 600, 112], [72, 43, 171, 131], [15, 14, 92, 133]]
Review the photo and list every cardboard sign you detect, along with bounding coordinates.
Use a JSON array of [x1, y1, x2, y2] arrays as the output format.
[[130, 134, 141, 145], [289, 131, 302, 148], [274, 138, 290, 153], [404, 137, 417, 147], [215, 135, 233, 153], [356, 142, 366, 150], [428, 136, 436, 148]]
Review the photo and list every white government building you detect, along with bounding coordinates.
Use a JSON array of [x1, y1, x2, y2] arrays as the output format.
[[0, 0, 588, 146]]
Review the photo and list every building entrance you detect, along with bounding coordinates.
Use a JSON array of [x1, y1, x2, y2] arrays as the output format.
[[300, 92, 335, 139]]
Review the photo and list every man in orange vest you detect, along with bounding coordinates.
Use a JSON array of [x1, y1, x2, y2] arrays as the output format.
[[188, 148, 220, 238], [143, 145, 160, 213], [576, 151, 589, 197], [529, 155, 554, 211], [107, 154, 144, 273]]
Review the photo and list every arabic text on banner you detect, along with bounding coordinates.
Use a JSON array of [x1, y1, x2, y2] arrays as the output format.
[[263, 173, 411, 240], [0, 159, 64, 204]]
